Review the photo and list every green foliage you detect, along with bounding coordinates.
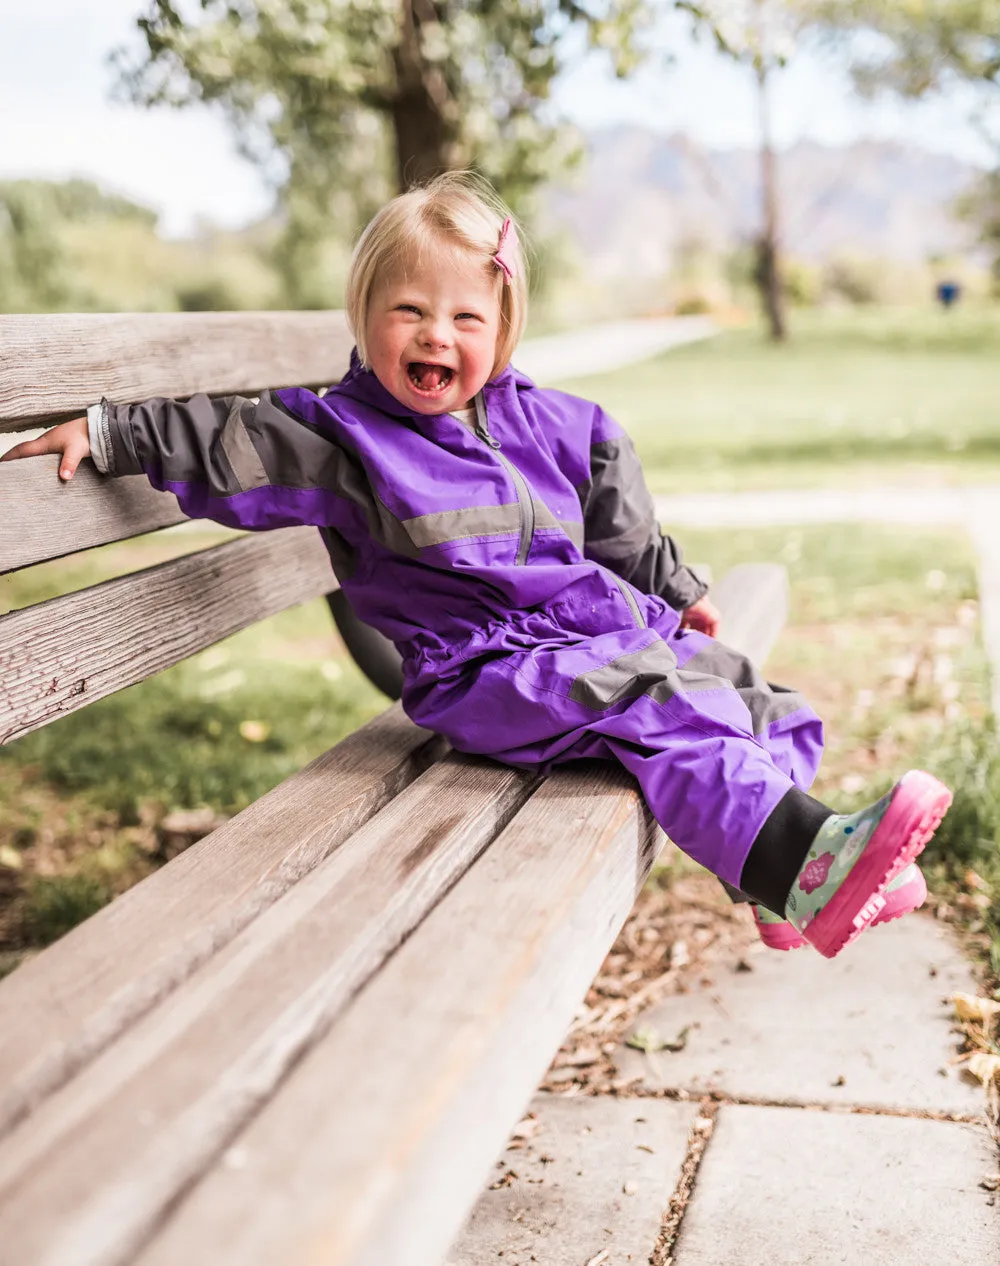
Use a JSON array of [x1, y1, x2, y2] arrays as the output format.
[[919, 717, 1000, 978], [823, 253, 880, 305], [0, 178, 280, 315], [813, 0, 1000, 97], [115, 0, 650, 302], [21, 874, 112, 947], [4, 656, 383, 824], [957, 170, 1000, 290]]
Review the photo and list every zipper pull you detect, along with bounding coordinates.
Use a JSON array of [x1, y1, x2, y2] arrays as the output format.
[[475, 423, 502, 450]]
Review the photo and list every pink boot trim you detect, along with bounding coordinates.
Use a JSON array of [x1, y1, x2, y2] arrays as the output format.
[[753, 910, 807, 951], [802, 771, 951, 960], [753, 863, 929, 951]]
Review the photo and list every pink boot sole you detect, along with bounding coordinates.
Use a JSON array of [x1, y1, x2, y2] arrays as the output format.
[[754, 865, 928, 951], [803, 771, 951, 959]]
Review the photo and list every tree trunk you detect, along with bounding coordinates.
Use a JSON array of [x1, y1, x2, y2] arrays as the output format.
[[390, 0, 459, 190], [755, 60, 787, 342]]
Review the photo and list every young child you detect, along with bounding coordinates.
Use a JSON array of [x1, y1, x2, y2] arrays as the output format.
[[2, 172, 951, 959]]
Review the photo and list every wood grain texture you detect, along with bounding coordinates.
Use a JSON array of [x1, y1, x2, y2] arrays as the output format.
[[0, 755, 538, 1266], [0, 705, 443, 1143], [0, 527, 336, 744], [0, 457, 188, 574], [0, 312, 352, 430], [135, 765, 662, 1266]]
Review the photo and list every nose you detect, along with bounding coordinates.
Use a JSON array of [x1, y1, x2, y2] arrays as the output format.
[[418, 314, 452, 350]]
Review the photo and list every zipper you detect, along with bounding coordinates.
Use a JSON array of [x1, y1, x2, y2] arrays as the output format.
[[612, 575, 647, 630], [473, 392, 535, 565]]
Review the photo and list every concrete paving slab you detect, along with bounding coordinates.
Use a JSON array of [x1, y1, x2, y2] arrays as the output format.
[[615, 914, 983, 1114], [673, 1104, 999, 1266], [446, 1095, 698, 1266]]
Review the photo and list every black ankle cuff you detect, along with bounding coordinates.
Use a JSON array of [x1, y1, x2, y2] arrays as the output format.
[[739, 787, 833, 914]]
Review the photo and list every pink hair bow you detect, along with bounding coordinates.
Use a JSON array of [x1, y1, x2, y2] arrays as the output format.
[[493, 217, 518, 285]]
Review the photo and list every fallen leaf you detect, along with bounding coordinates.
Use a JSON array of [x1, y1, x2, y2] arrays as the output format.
[[625, 1025, 690, 1054], [509, 1115, 540, 1140], [967, 1053, 1000, 1087], [953, 993, 1000, 1026]]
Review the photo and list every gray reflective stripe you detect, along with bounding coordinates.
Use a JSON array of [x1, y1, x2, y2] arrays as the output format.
[[680, 644, 809, 736], [533, 502, 584, 550], [612, 575, 646, 630], [402, 503, 521, 548], [569, 639, 734, 711], [220, 401, 270, 492]]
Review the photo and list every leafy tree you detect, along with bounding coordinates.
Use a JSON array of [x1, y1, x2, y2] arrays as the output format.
[[679, 1, 814, 340], [0, 180, 154, 312], [115, 0, 648, 305], [811, 1, 1000, 97], [812, 1, 1000, 278]]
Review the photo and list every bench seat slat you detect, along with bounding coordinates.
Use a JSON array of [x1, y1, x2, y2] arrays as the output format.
[[0, 312, 352, 430], [711, 562, 789, 664], [136, 765, 661, 1266], [0, 754, 538, 1266], [0, 705, 441, 1141], [0, 527, 336, 745], [0, 459, 188, 575]]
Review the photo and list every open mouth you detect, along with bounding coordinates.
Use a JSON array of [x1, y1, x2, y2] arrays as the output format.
[[407, 362, 455, 395]]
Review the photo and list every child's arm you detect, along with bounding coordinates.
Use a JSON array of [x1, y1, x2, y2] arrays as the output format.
[[579, 406, 720, 635], [1, 417, 91, 481], [2, 392, 355, 533]]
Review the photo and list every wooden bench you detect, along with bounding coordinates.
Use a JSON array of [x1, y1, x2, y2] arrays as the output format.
[[0, 312, 788, 1266]]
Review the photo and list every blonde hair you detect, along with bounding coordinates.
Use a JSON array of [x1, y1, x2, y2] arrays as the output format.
[[346, 171, 528, 380]]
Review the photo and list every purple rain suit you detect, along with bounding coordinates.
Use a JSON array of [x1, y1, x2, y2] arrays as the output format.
[[92, 352, 822, 887]]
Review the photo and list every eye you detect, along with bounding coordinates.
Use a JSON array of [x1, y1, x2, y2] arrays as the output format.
[[456, 312, 483, 322], [396, 304, 421, 315]]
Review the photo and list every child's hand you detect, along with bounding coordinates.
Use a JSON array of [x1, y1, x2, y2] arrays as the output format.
[[680, 595, 721, 637], [0, 417, 91, 481]]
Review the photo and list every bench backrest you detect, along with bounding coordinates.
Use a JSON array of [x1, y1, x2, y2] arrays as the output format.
[[0, 312, 354, 746]]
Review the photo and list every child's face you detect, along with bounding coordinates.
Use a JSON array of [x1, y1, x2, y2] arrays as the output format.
[[365, 247, 501, 415]]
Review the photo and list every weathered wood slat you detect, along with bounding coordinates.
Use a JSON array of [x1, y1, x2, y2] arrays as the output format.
[[0, 755, 539, 1266], [711, 562, 789, 665], [0, 705, 442, 1141], [134, 765, 662, 1266], [0, 458, 188, 574], [0, 527, 335, 744], [0, 312, 352, 430]]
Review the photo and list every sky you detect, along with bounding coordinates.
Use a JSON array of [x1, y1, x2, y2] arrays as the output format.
[[2, 1, 996, 237]]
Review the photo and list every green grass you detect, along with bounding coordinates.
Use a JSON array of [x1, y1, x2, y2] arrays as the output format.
[[556, 305, 1000, 493], [2, 305, 999, 974]]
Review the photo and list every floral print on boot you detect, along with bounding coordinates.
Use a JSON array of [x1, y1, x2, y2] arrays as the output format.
[[784, 770, 951, 959], [753, 863, 927, 951]]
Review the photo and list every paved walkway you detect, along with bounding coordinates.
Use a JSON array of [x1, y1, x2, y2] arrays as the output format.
[[515, 315, 717, 384], [450, 916, 997, 1265]]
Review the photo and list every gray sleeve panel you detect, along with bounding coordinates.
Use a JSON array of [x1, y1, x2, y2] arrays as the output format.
[[106, 391, 344, 494], [104, 390, 414, 554], [579, 436, 708, 611]]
